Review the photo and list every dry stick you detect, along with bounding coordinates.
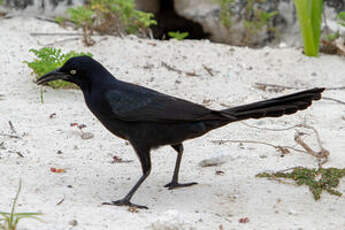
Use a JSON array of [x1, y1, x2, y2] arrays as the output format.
[[202, 64, 214, 77], [161, 61, 199, 77], [0, 133, 21, 139], [0, 121, 21, 139], [254, 82, 345, 91], [254, 82, 300, 91], [213, 123, 329, 166], [211, 139, 306, 154], [294, 125, 330, 167], [322, 97, 345, 105], [41, 37, 80, 47], [8, 121, 16, 134], [56, 196, 65, 206], [326, 86, 345, 90], [241, 121, 301, 132], [30, 32, 84, 36]]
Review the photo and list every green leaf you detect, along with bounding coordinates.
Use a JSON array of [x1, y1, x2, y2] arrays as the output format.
[[25, 48, 93, 89], [168, 31, 189, 40], [294, 0, 323, 56]]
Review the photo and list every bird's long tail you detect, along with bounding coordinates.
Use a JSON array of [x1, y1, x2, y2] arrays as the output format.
[[220, 88, 325, 121]]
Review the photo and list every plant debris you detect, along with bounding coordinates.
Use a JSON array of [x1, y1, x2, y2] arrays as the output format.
[[216, 170, 225, 175], [50, 167, 66, 173], [70, 122, 94, 140], [239, 217, 250, 223], [49, 113, 57, 119], [257, 167, 345, 200], [111, 155, 133, 163], [127, 206, 139, 213]]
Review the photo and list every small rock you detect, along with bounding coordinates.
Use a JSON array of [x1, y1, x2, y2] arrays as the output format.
[[288, 209, 298, 216], [199, 153, 231, 167], [69, 219, 78, 226], [81, 132, 94, 140], [279, 42, 287, 48]]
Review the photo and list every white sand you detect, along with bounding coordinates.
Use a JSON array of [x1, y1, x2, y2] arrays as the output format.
[[1, 16, 345, 230]]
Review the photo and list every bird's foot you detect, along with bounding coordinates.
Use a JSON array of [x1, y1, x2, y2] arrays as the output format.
[[102, 199, 148, 209], [164, 181, 198, 190]]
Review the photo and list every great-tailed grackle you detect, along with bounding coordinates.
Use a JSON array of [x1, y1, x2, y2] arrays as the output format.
[[36, 56, 324, 209]]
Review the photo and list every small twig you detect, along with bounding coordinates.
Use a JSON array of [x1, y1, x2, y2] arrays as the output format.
[[254, 82, 345, 92], [326, 86, 345, 90], [322, 97, 345, 105], [30, 32, 84, 36], [161, 61, 182, 74], [161, 61, 199, 77], [294, 125, 329, 167], [41, 37, 80, 47], [56, 196, 65, 206], [202, 64, 214, 76], [8, 121, 16, 134], [213, 124, 329, 167], [16, 152, 24, 158], [0, 133, 21, 139], [241, 122, 301, 132], [211, 139, 305, 154], [254, 82, 299, 92]]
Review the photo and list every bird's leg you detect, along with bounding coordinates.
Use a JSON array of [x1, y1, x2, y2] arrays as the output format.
[[103, 143, 151, 209], [164, 143, 198, 190]]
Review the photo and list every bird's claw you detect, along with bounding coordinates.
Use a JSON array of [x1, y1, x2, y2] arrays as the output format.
[[164, 182, 198, 190], [102, 199, 148, 209]]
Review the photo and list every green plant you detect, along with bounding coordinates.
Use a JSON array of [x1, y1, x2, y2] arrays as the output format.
[[54, 16, 67, 25], [215, 0, 235, 29], [168, 31, 189, 40], [243, 1, 279, 43], [0, 180, 43, 230], [25, 47, 93, 88], [257, 167, 345, 200], [67, 6, 96, 45], [60, 0, 157, 45], [324, 31, 340, 42], [215, 0, 279, 46], [337, 11, 345, 27], [294, 0, 323, 56]]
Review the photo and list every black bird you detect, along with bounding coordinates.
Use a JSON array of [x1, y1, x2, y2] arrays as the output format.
[[36, 56, 324, 209]]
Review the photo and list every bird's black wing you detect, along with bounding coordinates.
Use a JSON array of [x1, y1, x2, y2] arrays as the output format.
[[105, 82, 223, 123]]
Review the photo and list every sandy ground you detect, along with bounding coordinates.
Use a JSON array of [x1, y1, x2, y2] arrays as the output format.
[[1, 16, 345, 230]]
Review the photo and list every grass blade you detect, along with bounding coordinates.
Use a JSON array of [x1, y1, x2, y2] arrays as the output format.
[[294, 0, 323, 56]]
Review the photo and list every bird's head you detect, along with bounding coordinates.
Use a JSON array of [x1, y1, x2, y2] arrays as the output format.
[[36, 56, 110, 87]]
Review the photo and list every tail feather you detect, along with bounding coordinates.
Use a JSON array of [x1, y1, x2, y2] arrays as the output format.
[[221, 88, 324, 121]]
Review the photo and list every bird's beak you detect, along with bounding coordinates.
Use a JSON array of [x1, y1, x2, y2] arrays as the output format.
[[36, 69, 70, 85]]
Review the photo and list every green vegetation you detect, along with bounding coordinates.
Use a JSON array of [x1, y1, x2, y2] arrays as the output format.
[[25, 47, 93, 88], [324, 31, 340, 42], [0, 180, 43, 230], [215, 0, 279, 46], [337, 11, 345, 27], [294, 0, 323, 56], [215, 0, 234, 29], [60, 0, 157, 45], [168, 31, 189, 40], [54, 16, 67, 25], [242, 0, 279, 44], [257, 167, 345, 200]]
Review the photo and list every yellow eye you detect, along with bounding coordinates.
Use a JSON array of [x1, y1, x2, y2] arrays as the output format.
[[70, 69, 77, 75]]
